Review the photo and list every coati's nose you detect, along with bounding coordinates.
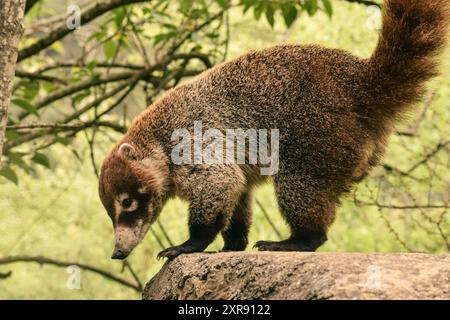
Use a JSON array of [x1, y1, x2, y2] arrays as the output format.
[[111, 248, 128, 260]]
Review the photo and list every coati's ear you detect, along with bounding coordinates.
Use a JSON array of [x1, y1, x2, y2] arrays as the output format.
[[118, 143, 141, 160]]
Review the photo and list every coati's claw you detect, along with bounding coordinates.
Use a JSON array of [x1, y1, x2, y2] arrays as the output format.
[[157, 247, 184, 260], [157, 243, 204, 259], [254, 240, 279, 251]]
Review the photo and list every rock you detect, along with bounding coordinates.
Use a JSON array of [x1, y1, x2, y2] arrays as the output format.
[[142, 252, 450, 300]]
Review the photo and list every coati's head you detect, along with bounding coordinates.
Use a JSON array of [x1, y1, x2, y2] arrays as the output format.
[[98, 141, 168, 260]]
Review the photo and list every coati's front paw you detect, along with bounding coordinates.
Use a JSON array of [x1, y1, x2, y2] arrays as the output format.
[[157, 245, 193, 260], [157, 239, 209, 259]]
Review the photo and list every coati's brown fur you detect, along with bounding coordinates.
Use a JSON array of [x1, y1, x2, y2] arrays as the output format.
[[99, 0, 450, 259]]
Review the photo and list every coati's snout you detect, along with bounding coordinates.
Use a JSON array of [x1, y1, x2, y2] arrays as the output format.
[[99, 142, 166, 260], [111, 218, 151, 260]]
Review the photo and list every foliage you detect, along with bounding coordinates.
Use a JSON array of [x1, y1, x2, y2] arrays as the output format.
[[1, 0, 338, 183]]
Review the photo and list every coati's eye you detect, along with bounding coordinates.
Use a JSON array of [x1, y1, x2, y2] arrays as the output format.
[[122, 198, 133, 209]]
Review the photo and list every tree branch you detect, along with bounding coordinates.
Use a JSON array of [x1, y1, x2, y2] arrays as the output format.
[[4, 79, 135, 152], [18, 70, 137, 120], [341, 0, 381, 8], [6, 121, 126, 133], [256, 199, 282, 240], [16, 53, 210, 121], [15, 70, 68, 86], [17, 0, 151, 62], [0, 255, 142, 292], [25, 0, 40, 14]]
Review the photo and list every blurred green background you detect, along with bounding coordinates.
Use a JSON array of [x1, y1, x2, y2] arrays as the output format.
[[0, 0, 449, 299]]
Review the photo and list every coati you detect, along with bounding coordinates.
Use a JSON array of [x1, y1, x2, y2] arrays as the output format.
[[99, 0, 450, 260]]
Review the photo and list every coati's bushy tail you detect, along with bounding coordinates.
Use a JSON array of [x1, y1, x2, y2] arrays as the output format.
[[364, 0, 449, 124]]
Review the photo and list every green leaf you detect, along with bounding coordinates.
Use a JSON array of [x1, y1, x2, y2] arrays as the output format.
[[281, 4, 298, 28], [180, 0, 193, 13], [113, 8, 126, 28], [7, 152, 35, 174], [71, 149, 82, 162], [253, 2, 265, 21], [0, 166, 18, 185], [5, 130, 19, 141], [103, 40, 118, 59], [11, 98, 39, 116], [88, 31, 106, 42], [265, 5, 275, 27], [54, 136, 72, 146], [72, 90, 91, 106], [303, 0, 318, 16], [8, 152, 26, 167], [86, 61, 97, 71], [7, 114, 19, 125], [242, 0, 257, 14], [321, 0, 333, 18], [31, 152, 51, 169], [153, 32, 177, 45], [23, 81, 40, 100], [215, 0, 228, 9]]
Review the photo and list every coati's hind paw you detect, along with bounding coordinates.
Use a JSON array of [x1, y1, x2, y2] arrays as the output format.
[[253, 240, 312, 252], [254, 232, 327, 252]]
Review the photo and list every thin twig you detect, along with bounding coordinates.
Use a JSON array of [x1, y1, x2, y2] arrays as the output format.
[[378, 209, 417, 253], [157, 220, 174, 246], [122, 260, 143, 291], [255, 199, 282, 240]]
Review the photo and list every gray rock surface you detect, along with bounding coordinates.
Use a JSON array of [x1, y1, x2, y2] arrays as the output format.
[[143, 252, 450, 300]]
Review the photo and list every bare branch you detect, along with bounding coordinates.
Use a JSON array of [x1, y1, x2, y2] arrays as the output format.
[[405, 140, 450, 175], [355, 199, 450, 210], [256, 199, 282, 240], [379, 210, 417, 252], [121, 260, 143, 291], [4, 79, 134, 152], [25, 0, 39, 14], [396, 91, 436, 137], [6, 121, 126, 133], [15, 70, 68, 86], [156, 220, 174, 247], [18, 70, 137, 120], [0, 255, 142, 292], [18, 0, 151, 62], [340, 0, 381, 8]]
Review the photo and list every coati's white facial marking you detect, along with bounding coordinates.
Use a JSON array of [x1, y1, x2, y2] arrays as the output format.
[[114, 193, 138, 218], [138, 186, 148, 194]]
